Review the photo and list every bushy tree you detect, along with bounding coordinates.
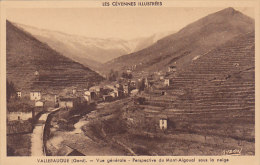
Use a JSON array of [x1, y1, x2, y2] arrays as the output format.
[[121, 72, 133, 79]]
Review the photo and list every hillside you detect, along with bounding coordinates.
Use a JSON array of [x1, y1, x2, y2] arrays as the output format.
[[151, 31, 255, 111], [103, 7, 254, 74], [6, 20, 104, 93], [118, 32, 255, 155], [15, 23, 173, 70]]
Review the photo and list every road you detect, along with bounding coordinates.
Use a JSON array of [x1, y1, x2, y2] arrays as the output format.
[[30, 108, 60, 156]]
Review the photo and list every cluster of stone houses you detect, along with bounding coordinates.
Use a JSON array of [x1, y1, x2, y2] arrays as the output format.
[[14, 81, 132, 110], [11, 65, 177, 132], [15, 64, 177, 108], [56, 82, 134, 108], [134, 65, 177, 89]]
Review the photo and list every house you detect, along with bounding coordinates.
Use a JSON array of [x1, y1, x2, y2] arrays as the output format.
[[89, 86, 102, 93], [115, 83, 122, 89], [123, 84, 129, 94], [164, 79, 171, 86], [159, 115, 168, 130], [109, 91, 118, 98], [126, 69, 132, 74], [43, 93, 57, 105], [130, 89, 139, 96], [168, 65, 177, 72], [89, 86, 103, 97], [72, 89, 76, 95], [160, 76, 164, 80], [161, 91, 167, 96], [30, 91, 41, 101], [34, 71, 39, 76], [59, 97, 79, 108], [103, 95, 113, 102], [84, 89, 97, 100], [84, 91, 91, 96], [84, 90, 92, 102], [35, 100, 44, 107], [16, 91, 22, 98]]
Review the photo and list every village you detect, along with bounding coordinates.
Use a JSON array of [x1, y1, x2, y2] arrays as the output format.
[[7, 64, 178, 156], [9, 64, 175, 111]]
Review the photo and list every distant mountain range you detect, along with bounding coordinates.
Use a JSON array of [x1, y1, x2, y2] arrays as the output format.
[[103, 7, 254, 74], [6, 7, 254, 92], [6, 20, 104, 92], [15, 23, 174, 70]]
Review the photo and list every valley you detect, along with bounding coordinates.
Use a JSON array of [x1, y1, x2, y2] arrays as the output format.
[[6, 7, 255, 156], [44, 31, 254, 156], [15, 23, 174, 72]]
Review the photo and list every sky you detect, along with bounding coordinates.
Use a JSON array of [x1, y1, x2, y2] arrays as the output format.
[[6, 7, 254, 40]]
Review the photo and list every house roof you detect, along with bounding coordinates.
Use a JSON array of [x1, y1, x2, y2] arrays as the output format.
[[30, 90, 41, 92]]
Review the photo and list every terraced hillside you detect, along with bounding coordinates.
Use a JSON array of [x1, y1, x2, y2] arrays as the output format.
[[6, 20, 104, 92], [103, 7, 254, 74], [140, 32, 255, 150], [104, 32, 255, 156]]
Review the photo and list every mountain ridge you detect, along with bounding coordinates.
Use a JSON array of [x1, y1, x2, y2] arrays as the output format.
[[103, 7, 254, 74], [14, 22, 175, 71]]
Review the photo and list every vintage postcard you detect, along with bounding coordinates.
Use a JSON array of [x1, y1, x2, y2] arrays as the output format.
[[0, 0, 259, 165]]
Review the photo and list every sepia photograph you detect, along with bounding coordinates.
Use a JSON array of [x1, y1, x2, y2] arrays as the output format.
[[2, 2, 256, 159]]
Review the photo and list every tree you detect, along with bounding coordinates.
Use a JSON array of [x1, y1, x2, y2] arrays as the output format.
[[128, 73, 133, 79], [121, 72, 133, 79], [121, 72, 128, 79], [6, 80, 16, 102], [108, 69, 118, 81]]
